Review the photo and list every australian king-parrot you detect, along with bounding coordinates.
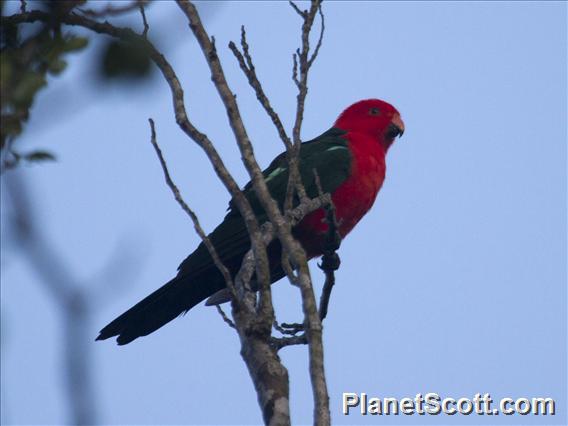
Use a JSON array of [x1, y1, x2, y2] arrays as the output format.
[[97, 98, 404, 345]]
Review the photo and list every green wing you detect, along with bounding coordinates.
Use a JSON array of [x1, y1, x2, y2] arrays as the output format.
[[177, 127, 351, 277], [232, 127, 351, 217]]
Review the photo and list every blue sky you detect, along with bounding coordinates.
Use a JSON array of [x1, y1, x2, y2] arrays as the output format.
[[1, 1, 566, 425]]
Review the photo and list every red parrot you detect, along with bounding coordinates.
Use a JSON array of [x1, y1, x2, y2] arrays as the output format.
[[97, 99, 404, 345]]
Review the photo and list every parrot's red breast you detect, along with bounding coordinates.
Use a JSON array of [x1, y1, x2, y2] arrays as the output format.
[[295, 99, 404, 257]]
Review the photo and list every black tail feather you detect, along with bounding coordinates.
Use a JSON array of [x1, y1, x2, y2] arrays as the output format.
[[96, 275, 222, 345], [96, 235, 282, 345]]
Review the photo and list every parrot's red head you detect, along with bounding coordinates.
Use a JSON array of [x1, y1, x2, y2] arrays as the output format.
[[334, 99, 405, 151]]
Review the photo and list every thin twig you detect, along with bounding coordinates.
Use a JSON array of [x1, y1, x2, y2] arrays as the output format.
[[289, 1, 305, 17], [292, 52, 300, 88], [139, 2, 149, 38], [216, 305, 236, 329], [307, 5, 325, 68], [148, 118, 237, 301], [229, 26, 292, 150]]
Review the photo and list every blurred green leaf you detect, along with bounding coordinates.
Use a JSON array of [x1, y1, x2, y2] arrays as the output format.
[[1, 115, 23, 147], [12, 72, 47, 108], [24, 150, 57, 163], [1, 25, 89, 165], [64, 36, 89, 52], [100, 40, 152, 79], [48, 58, 67, 75]]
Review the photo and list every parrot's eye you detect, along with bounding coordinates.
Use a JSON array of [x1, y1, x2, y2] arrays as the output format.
[[368, 107, 380, 116]]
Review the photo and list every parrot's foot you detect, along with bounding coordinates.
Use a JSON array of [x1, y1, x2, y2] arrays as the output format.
[[319, 252, 340, 272]]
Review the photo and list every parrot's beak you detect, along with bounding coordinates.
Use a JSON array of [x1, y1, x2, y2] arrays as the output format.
[[386, 113, 405, 139], [391, 113, 405, 137]]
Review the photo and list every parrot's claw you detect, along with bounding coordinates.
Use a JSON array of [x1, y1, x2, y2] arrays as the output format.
[[319, 252, 341, 271]]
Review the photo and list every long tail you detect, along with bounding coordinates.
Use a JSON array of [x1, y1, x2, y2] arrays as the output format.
[[96, 275, 221, 345]]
